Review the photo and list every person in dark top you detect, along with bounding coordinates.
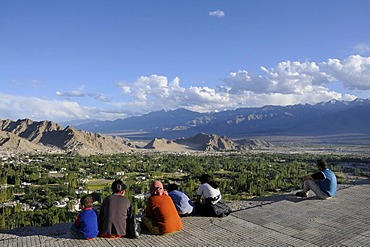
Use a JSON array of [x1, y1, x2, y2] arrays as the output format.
[[99, 180, 131, 238], [296, 159, 337, 199], [70, 195, 99, 240]]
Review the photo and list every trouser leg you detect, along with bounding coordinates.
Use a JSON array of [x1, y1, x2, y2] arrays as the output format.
[[303, 179, 328, 199], [142, 216, 160, 235], [70, 223, 83, 239]]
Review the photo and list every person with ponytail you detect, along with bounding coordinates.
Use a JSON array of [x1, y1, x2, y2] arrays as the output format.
[[195, 174, 231, 217]]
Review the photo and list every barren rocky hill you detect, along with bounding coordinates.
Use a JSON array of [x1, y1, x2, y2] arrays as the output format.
[[144, 138, 191, 151], [145, 133, 272, 151], [0, 130, 57, 153], [0, 119, 136, 155], [0, 119, 272, 155]]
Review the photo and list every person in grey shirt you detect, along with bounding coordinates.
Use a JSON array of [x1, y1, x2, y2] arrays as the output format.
[[99, 180, 131, 238]]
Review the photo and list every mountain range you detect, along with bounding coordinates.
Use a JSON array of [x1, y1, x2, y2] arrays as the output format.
[[0, 119, 270, 155], [1, 99, 369, 155], [70, 98, 370, 140]]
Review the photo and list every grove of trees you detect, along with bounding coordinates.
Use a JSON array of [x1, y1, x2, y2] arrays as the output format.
[[0, 151, 368, 230]]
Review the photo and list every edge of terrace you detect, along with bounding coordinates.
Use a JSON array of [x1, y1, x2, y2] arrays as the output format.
[[1, 179, 369, 246]]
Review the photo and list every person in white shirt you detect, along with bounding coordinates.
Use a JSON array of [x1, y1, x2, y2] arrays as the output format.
[[195, 174, 231, 217]]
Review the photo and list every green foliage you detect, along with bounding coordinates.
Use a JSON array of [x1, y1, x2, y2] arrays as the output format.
[[0, 152, 368, 230]]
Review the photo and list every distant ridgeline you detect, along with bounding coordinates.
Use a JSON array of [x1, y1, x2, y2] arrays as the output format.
[[70, 98, 370, 139]]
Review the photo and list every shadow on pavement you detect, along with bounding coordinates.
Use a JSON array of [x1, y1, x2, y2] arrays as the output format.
[[0, 222, 71, 239], [350, 178, 370, 185], [2, 179, 369, 238], [230, 178, 370, 213]]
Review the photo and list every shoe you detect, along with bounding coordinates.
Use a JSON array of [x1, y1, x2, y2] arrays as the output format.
[[295, 191, 307, 197]]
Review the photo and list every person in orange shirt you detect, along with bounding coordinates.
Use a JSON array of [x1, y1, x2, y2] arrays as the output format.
[[142, 180, 182, 235]]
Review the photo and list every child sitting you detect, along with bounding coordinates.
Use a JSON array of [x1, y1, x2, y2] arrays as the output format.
[[70, 195, 99, 240]]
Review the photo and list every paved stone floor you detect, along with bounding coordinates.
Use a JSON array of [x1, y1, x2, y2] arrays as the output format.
[[1, 179, 369, 246]]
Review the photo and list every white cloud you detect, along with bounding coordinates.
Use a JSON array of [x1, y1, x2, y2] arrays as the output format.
[[224, 61, 334, 95], [88, 93, 110, 102], [0, 94, 89, 122], [188, 86, 229, 105], [111, 60, 361, 116], [56, 90, 85, 97], [223, 55, 370, 98], [116, 82, 131, 94], [118, 75, 186, 104], [321, 55, 370, 90], [223, 70, 269, 93], [2, 55, 369, 122], [209, 10, 225, 18], [0, 93, 127, 123], [353, 43, 370, 54], [29, 80, 44, 87], [113, 56, 367, 115], [57, 89, 110, 102]]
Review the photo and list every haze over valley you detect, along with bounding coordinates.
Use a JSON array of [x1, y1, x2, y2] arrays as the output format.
[[1, 99, 369, 156]]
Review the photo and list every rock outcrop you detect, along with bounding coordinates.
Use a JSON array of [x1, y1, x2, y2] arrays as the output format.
[[0, 119, 136, 155], [0, 119, 272, 155], [173, 133, 272, 151]]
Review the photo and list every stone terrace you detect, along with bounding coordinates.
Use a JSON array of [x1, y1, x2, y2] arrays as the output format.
[[1, 179, 369, 246]]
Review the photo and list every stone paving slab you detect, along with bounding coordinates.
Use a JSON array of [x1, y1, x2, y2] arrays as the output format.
[[0, 179, 369, 246]]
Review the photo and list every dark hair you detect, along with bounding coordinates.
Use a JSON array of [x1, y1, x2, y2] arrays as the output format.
[[317, 159, 328, 169], [111, 180, 127, 193], [80, 195, 94, 208], [199, 174, 218, 189], [167, 183, 178, 192]]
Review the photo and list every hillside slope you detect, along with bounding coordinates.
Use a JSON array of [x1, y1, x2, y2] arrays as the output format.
[[0, 119, 136, 155], [145, 133, 272, 151], [0, 119, 271, 155]]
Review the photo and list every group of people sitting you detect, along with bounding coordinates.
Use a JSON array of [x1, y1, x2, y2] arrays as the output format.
[[71, 159, 338, 240], [70, 173, 231, 240]]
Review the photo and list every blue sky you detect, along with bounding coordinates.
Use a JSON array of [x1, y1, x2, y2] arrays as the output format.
[[1, 0, 370, 123]]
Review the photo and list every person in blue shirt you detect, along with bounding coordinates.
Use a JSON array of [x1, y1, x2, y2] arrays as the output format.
[[296, 159, 337, 199], [70, 195, 99, 240], [167, 183, 194, 216]]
